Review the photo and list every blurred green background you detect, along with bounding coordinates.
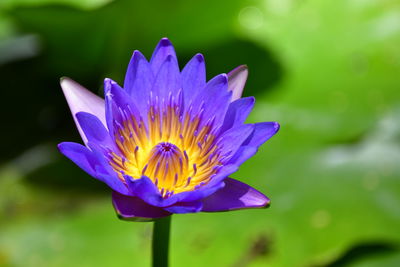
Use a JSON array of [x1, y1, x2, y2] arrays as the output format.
[[0, 0, 399, 266]]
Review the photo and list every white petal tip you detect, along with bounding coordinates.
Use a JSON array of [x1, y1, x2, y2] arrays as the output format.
[[228, 65, 249, 101]]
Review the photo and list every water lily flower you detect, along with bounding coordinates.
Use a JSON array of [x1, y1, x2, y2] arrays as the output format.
[[58, 38, 279, 221]]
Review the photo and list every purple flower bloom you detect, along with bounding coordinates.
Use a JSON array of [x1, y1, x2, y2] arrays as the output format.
[[58, 38, 279, 221]]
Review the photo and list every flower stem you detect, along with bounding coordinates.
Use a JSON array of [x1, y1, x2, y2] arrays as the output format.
[[152, 216, 171, 267]]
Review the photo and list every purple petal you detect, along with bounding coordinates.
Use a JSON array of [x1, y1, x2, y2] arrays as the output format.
[[151, 55, 182, 108], [201, 177, 270, 212], [227, 65, 248, 101], [181, 53, 206, 106], [187, 74, 232, 129], [123, 50, 154, 115], [150, 38, 177, 74], [58, 142, 129, 195], [227, 122, 280, 165], [75, 112, 114, 150], [228, 146, 258, 166], [164, 201, 203, 214], [112, 191, 171, 221], [171, 164, 238, 203], [60, 77, 105, 145], [58, 142, 98, 177], [216, 124, 255, 163], [243, 122, 280, 147], [125, 176, 177, 207], [220, 97, 255, 133], [126, 164, 239, 207], [104, 78, 144, 135]]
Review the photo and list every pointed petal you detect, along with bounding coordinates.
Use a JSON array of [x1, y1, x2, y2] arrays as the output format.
[[181, 53, 206, 105], [201, 178, 270, 212], [123, 50, 154, 114], [228, 146, 258, 166], [104, 78, 145, 136], [228, 65, 248, 101], [151, 55, 182, 107], [243, 122, 280, 147], [150, 38, 177, 74], [112, 191, 171, 221], [187, 74, 232, 129], [58, 142, 129, 195], [58, 142, 98, 177], [220, 97, 255, 133], [216, 124, 255, 163], [227, 122, 280, 165], [60, 77, 105, 144]]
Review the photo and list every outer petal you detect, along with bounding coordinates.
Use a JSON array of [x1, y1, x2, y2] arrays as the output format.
[[58, 142, 98, 177], [228, 146, 258, 166], [228, 65, 248, 101], [220, 97, 255, 133], [216, 124, 255, 163], [126, 164, 238, 207], [125, 176, 166, 206], [228, 122, 280, 165], [201, 178, 270, 212], [123, 51, 154, 114], [150, 38, 177, 74], [181, 53, 206, 106], [112, 191, 171, 221], [170, 164, 239, 203], [58, 142, 129, 195], [164, 201, 203, 214], [243, 122, 280, 147], [60, 77, 105, 145]]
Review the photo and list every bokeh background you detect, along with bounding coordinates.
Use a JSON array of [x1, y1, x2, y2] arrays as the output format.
[[1, 0, 400, 266]]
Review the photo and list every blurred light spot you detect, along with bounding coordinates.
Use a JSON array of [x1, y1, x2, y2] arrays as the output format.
[[0, 35, 41, 65], [371, 11, 400, 40], [239, 7, 264, 30], [349, 0, 377, 10], [363, 172, 380, 191], [265, 0, 293, 15], [321, 107, 400, 173], [12, 144, 56, 175], [330, 90, 349, 113], [311, 210, 331, 229], [1, 0, 114, 10]]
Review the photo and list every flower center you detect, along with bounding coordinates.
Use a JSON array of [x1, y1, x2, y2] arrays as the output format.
[[142, 142, 189, 196], [108, 106, 223, 197]]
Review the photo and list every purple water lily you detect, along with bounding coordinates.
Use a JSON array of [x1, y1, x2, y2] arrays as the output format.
[[58, 38, 279, 221]]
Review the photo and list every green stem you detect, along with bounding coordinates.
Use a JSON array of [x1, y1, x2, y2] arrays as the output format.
[[152, 216, 171, 267]]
